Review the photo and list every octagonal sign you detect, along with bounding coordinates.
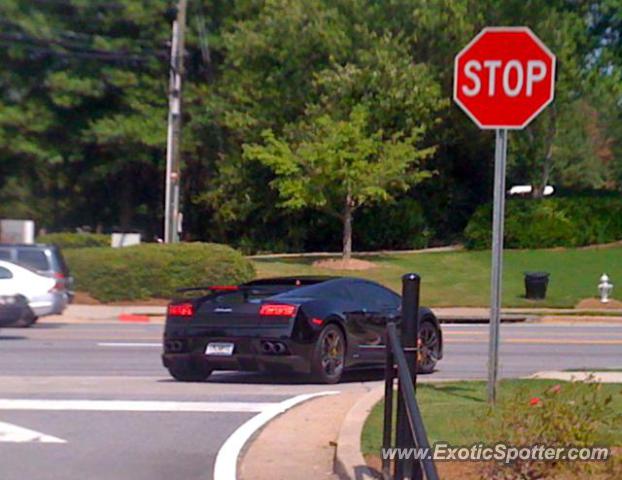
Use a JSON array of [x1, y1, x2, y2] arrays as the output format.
[[453, 27, 556, 130]]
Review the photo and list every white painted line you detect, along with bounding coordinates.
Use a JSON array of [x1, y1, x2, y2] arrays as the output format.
[[0, 421, 66, 443], [97, 342, 161, 348], [442, 323, 489, 327], [0, 399, 278, 413], [213, 390, 339, 480]]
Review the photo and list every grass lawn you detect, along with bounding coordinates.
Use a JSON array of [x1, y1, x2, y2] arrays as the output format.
[[361, 379, 622, 457], [251, 244, 622, 307]]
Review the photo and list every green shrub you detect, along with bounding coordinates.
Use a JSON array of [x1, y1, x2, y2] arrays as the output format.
[[464, 197, 622, 249], [37, 232, 110, 249], [484, 379, 621, 479], [64, 242, 255, 302]]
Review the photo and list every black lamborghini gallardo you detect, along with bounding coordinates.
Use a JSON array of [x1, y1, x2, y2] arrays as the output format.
[[162, 276, 443, 384]]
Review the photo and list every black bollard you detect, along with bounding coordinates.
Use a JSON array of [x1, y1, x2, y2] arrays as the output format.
[[394, 273, 422, 480]]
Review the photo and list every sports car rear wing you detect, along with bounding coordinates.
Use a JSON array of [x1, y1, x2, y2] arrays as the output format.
[[175, 285, 290, 299], [176, 285, 240, 293]]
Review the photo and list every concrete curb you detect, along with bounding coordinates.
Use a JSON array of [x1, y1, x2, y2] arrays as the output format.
[[38, 316, 165, 325], [334, 385, 385, 480]]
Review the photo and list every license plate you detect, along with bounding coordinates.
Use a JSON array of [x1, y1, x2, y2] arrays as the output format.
[[205, 342, 234, 356]]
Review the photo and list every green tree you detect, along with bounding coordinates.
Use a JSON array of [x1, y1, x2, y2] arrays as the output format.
[[0, 0, 619, 251], [198, 0, 445, 251], [243, 106, 434, 259], [390, 0, 619, 200], [0, 0, 172, 232]]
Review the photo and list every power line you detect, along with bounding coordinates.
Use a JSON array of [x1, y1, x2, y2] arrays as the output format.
[[0, 39, 162, 64], [0, 19, 166, 50], [26, 0, 127, 9], [0, 31, 168, 62]]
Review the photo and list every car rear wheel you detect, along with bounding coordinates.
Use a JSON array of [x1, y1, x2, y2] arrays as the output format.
[[311, 324, 345, 384], [167, 364, 212, 382], [417, 321, 441, 374], [12, 310, 37, 328]]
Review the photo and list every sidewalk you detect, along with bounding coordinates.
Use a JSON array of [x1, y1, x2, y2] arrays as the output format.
[[40, 304, 166, 324], [239, 386, 374, 480], [432, 307, 622, 323], [530, 370, 622, 383], [433, 307, 528, 322], [240, 371, 622, 480]]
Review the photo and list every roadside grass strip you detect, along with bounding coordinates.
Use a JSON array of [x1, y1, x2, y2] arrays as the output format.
[[362, 379, 622, 453], [252, 245, 622, 308]]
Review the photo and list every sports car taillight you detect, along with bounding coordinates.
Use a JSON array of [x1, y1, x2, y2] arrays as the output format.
[[259, 304, 297, 317], [168, 303, 194, 317]]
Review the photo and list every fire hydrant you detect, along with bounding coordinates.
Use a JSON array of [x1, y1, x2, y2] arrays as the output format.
[[598, 274, 613, 303]]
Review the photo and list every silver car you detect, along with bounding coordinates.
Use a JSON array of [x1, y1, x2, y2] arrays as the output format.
[[0, 260, 67, 327], [0, 243, 74, 303]]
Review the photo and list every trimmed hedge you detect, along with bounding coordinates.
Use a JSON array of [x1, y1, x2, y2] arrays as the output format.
[[464, 197, 622, 249], [38, 232, 110, 249], [64, 243, 255, 302]]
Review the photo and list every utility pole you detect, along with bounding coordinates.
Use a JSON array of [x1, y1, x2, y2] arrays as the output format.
[[164, 0, 188, 243]]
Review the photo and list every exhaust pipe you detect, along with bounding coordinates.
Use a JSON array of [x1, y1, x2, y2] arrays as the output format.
[[260, 340, 288, 355], [166, 340, 184, 353], [261, 341, 275, 354]]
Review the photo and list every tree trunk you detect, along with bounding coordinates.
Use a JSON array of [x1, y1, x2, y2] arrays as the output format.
[[342, 193, 353, 261], [533, 106, 557, 198]]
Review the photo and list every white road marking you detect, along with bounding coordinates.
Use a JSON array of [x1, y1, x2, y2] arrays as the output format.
[[97, 342, 161, 348], [0, 421, 66, 443], [0, 399, 278, 413], [213, 391, 339, 480]]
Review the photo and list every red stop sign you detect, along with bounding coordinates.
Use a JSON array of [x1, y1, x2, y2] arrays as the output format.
[[453, 27, 556, 129]]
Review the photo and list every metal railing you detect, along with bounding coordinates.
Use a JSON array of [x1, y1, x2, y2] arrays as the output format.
[[382, 274, 439, 480]]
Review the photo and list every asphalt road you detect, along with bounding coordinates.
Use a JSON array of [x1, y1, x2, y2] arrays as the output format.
[[1, 320, 621, 480]]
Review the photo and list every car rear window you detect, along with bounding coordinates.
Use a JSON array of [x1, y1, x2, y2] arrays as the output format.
[[17, 249, 50, 272], [276, 280, 352, 301], [50, 247, 70, 275], [0, 266, 13, 279], [244, 277, 332, 287]]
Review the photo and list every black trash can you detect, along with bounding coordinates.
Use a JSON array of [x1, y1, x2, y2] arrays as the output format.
[[524, 272, 550, 300]]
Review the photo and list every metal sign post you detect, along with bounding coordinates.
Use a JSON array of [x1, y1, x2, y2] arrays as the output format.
[[453, 27, 556, 405], [487, 129, 507, 403]]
